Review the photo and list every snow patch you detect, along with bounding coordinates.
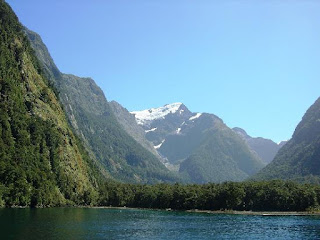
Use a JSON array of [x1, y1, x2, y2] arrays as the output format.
[[189, 113, 202, 121], [154, 139, 165, 149], [131, 102, 183, 125], [145, 127, 157, 133]]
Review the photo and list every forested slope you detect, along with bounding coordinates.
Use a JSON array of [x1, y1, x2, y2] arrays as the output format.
[[0, 0, 102, 207]]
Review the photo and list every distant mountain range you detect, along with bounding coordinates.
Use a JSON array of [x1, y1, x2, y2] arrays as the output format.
[[24, 28, 289, 184], [130, 103, 268, 183]]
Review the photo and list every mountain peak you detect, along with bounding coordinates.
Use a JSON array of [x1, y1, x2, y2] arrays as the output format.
[[165, 102, 183, 108], [131, 102, 186, 125]]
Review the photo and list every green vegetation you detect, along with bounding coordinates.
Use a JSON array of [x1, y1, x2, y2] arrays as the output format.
[[98, 180, 320, 212], [0, 0, 101, 207], [253, 97, 320, 181]]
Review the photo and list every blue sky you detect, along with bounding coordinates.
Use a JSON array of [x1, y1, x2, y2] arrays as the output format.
[[6, 0, 320, 143]]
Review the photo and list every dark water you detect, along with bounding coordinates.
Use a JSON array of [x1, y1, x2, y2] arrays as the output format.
[[1, 208, 320, 240]]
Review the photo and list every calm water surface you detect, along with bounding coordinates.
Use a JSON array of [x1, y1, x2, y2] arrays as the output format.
[[1, 208, 320, 240]]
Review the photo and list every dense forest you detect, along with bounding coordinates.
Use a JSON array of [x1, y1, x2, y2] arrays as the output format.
[[98, 180, 320, 212]]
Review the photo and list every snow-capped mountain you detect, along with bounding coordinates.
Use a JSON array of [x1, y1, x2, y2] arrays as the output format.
[[130, 103, 265, 183], [131, 103, 194, 146]]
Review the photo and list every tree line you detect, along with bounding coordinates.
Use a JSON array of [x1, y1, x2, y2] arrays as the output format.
[[97, 180, 320, 212]]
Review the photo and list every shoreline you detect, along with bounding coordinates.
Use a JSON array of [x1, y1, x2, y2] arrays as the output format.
[[3, 205, 320, 216], [186, 209, 320, 216], [89, 206, 320, 216]]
